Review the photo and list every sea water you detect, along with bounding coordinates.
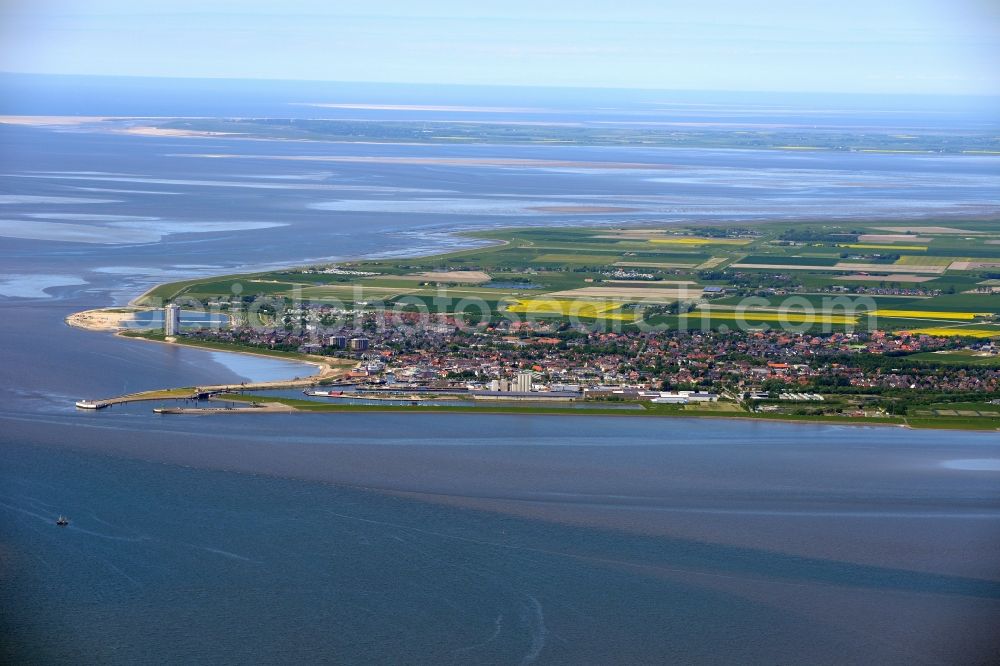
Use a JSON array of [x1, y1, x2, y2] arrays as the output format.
[[2, 79, 999, 663]]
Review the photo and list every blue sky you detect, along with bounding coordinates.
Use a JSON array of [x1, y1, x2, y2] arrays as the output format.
[[1, 0, 998, 94]]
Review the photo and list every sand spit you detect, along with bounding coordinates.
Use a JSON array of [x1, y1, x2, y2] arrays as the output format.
[[66, 308, 144, 331]]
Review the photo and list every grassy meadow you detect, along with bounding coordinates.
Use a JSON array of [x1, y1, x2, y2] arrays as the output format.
[[136, 219, 1000, 336]]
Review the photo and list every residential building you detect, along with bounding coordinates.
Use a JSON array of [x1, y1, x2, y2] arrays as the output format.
[[164, 303, 181, 336]]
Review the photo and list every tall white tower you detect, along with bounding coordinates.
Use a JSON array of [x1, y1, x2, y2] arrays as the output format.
[[164, 303, 181, 336]]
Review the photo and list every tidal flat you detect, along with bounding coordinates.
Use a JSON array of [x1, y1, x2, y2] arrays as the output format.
[[2, 90, 999, 662]]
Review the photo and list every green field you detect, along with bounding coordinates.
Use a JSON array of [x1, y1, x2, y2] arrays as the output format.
[[135, 220, 1000, 335]]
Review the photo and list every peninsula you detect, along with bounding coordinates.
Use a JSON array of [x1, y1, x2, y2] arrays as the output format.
[[69, 220, 1000, 430]]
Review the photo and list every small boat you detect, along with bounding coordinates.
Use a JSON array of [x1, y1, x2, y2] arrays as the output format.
[[56, 515, 69, 526]]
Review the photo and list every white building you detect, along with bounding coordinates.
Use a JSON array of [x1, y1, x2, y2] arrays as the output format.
[[652, 394, 689, 404], [515, 371, 533, 393], [651, 391, 719, 404], [164, 303, 181, 336]]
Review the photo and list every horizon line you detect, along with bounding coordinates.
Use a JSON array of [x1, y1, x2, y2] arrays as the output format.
[[2, 70, 999, 100]]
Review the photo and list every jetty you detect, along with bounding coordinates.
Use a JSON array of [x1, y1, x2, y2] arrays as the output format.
[[75, 388, 216, 410], [75, 350, 351, 410]]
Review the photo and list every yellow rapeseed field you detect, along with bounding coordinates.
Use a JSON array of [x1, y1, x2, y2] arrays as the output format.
[[894, 256, 954, 267], [909, 328, 1000, 338], [506, 299, 638, 321], [872, 309, 980, 321], [682, 311, 858, 325]]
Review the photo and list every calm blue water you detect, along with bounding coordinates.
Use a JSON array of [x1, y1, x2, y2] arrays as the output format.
[[2, 418, 999, 664], [2, 78, 999, 663], [122, 310, 228, 330]]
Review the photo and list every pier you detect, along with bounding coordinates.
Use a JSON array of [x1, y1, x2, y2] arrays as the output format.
[[74, 354, 351, 411], [74, 373, 345, 411], [75, 389, 219, 410]]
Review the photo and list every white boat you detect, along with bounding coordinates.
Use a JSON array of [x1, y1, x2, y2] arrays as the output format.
[[75, 400, 105, 409]]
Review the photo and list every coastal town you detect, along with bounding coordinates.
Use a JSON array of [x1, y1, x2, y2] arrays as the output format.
[[14, 6, 1000, 661], [72, 221, 1000, 425], [162, 305, 999, 418]]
